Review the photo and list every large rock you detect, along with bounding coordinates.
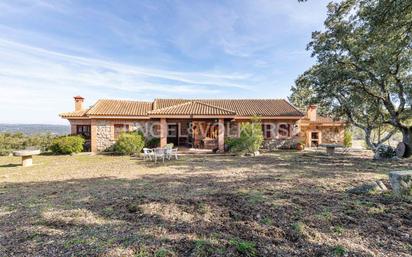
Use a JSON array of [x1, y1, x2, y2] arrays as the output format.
[[374, 145, 397, 160], [389, 170, 412, 196], [347, 181, 388, 194]]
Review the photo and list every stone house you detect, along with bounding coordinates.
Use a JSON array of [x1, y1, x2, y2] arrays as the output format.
[[60, 96, 345, 152]]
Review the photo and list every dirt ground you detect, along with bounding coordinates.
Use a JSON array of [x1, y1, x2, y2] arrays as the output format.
[[0, 151, 411, 257]]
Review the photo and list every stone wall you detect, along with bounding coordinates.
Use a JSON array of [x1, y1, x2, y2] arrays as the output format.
[[321, 127, 344, 144], [300, 125, 345, 147], [94, 120, 156, 152], [96, 120, 114, 151], [263, 137, 300, 150]]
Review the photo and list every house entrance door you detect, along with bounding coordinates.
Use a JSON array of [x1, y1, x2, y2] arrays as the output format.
[[167, 124, 179, 146], [311, 132, 320, 147]]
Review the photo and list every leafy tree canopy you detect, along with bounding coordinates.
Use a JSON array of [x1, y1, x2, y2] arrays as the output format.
[[291, 0, 412, 154]]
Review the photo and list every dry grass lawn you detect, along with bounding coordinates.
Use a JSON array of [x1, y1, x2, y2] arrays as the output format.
[[0, 151, 411, 256]]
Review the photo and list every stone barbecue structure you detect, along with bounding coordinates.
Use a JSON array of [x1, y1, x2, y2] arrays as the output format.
[[60, 96, 346, 153]]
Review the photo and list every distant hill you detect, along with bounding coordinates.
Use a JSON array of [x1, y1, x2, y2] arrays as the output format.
[[0, 124, 70, 135]]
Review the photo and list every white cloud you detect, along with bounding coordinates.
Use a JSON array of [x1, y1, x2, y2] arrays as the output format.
[[0, 0, 331, 124], [0, 39, 254, 123]]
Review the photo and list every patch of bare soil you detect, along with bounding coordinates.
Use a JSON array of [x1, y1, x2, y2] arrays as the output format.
[[0, 151, 411, 256]]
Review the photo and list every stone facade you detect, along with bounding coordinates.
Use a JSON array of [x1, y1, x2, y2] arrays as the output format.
[[96, 120, 114, 151], [300, 125, 345, 147], [263, 137, 300, 150], [321, 127, 344, 144], [69, 117, 345, 152]]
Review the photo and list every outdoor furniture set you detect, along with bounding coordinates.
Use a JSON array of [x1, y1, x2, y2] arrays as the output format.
[[143, 144, 178, 163]]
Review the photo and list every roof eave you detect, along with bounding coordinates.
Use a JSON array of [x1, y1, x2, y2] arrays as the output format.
[[234, 115, 303, 120], [87, 115, 150, 119], [149, 114, 236, 119]]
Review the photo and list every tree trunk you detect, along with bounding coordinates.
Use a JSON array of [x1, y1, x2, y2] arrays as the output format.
[[363, 126, 397, 153], [364, 128, 376, 151], [401, 127, 412, 158]]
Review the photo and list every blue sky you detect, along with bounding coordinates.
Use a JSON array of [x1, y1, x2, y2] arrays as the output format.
[[0, 0, 331, 124]]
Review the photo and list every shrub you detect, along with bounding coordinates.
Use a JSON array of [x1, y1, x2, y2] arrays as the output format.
[[145, 137, 160, 148], [225, 137, 242, 152], [113, 132, 144, 155], [230, 117, 264, 154], [343, 128, 353, 147], [50, 135, 85, 154]]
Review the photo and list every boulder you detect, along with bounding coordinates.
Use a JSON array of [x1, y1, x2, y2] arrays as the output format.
[[389, 170, 412, 196], [395, 142, 406, 158], [347, 181, 388, 194], [373, 145, 397, 160]]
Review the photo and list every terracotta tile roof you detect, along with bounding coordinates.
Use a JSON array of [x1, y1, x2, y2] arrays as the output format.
[[86, 99, 152, 116], [316, 116, 340, 123], [59, 110, 88, 118], [301, 115, 345, 124], [60, 98, 304, 118], [149, 101, 236, 116], [154, 99, 303, 117]]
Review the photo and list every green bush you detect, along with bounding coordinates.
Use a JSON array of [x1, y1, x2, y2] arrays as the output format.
[[113, 132, 144, 155], [50, 135, 85, 154], [145, 137, 160, 148], [229, 117, 264, 154], [343, 128, 353, 147], [225, 137, 242, 152]]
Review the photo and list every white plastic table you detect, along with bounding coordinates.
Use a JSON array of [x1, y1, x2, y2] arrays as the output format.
[[13, 150, 41, 167]]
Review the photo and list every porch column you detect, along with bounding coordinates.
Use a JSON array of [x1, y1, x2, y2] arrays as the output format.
[[70, 123, 76, 134], [160, 118, 167, 147], [306, 130, 311, 147], [91, 119, 97, 153], [218, 118, 225, 152]]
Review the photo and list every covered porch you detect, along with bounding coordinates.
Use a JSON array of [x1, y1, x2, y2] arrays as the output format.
[[159, 118, 230, 152]]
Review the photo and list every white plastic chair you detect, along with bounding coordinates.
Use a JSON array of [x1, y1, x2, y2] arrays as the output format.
[[171, 148, 178, 160], [143, 148, 154, 161], [165, 146, 178, 160]]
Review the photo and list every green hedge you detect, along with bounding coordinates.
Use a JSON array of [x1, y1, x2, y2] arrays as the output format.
[[225, 117, 264, 154], [50, 135, 85, 154], [113, 132, 145, 155]]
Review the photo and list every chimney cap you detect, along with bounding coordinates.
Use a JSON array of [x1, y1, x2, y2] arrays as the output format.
[[74, 95, 84, 100]]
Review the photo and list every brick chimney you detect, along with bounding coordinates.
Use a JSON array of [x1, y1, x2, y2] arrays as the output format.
[[74, 96, 84, 111], [307, 104, 317, 122]]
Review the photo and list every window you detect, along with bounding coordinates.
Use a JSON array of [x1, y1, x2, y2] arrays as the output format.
[[114, 124, 129, 139], [278, 124, 291, 137], [262, 124, 272, 139], [76, 125, 91, 139]]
